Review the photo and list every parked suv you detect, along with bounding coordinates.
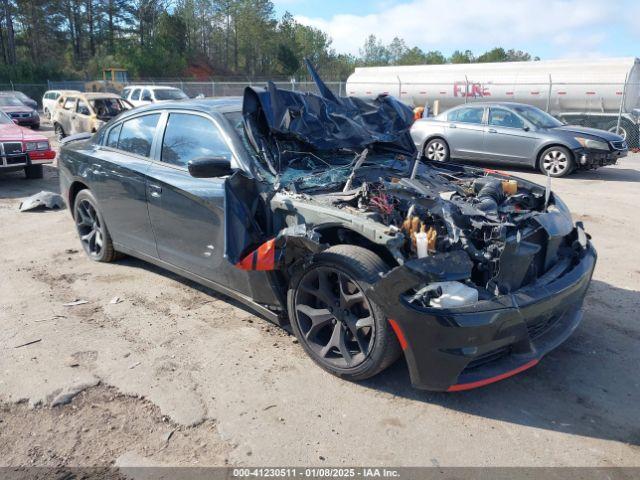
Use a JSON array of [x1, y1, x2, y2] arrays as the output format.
[[411, 102, 628, 177], [53, 92, 131, 139], [121, 85, 188, 107]]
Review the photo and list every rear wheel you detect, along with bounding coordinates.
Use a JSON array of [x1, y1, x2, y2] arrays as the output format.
[[424, 138, 450, 162], [73, 189, 118, 263], [24, 164, 43, 179], [539, 146, 574, 177], [287, 245, 401, 381]]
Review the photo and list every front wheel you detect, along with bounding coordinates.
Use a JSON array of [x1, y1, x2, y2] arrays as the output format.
[[73, 189, 118, 262], [424, 138, 450, 162], [54, 123, 66, 141], [539, 146, 574, 177], [287, 245, 401, 382]]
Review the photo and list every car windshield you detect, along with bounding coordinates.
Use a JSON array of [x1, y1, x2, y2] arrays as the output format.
[[223, 111, 411, 190], [154, 89, 188, 100], [0, 111, 13, 124], [90, 98, 127, 117], [0, 96, 26, 107], [512, 105, 563, 128]]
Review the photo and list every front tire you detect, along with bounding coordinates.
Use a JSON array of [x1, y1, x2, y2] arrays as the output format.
[[424, 138, 450, 162], [287, 245, 401, 382], [539, 146, 574, 177], [54, 123, 66, 141], [73, 189, 118, 262], [24, 164, 43, 179]]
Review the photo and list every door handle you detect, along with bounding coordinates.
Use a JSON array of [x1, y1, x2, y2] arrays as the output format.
[[148, 184, 162, 198], [487, 128, 497, 133], [449, 124, 457, 128]]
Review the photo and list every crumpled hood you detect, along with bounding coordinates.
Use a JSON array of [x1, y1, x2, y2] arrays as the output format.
[[242, 59, 416, 158], [553, 125, 623, 142]]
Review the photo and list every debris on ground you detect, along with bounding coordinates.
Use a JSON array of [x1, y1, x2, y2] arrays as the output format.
[[14, 338, 42, 348], [63, 299, 89, 307], [18, 191, 65, 212], [110, 296, 122, 304]]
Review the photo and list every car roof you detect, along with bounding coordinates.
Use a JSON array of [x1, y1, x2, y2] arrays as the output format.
[[449, 101, 538, 109], [116, 97, 243, 119], [61, 92, 121, 100], [125, 85, 181, 90]]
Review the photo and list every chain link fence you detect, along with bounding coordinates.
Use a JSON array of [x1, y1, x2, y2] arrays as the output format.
[[1, 79, 637, 146]]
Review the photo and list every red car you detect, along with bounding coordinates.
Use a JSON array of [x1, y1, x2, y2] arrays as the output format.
[[0, 110, 55, 179]]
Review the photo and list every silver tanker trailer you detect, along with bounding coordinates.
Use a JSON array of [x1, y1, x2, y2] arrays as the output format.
[[346, 57, 640, 146]]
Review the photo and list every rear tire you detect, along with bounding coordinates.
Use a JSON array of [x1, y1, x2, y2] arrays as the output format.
[[287, 245, 401, 382], [24, 164, 43, 179], [73, 189, 118, 263], [424, 138, 450, 162], [539, 146, 574, 177]]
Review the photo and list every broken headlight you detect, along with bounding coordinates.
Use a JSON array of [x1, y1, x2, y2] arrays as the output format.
[[575, 137, 609, 151]]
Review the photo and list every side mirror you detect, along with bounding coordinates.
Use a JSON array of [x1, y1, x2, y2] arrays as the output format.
[[523, 125, 530, 131], [187, 157, 233, 178]]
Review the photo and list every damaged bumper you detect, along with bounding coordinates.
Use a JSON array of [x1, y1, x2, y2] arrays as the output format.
[[574, 147, 626, 169], [369, 241, 597, 392]]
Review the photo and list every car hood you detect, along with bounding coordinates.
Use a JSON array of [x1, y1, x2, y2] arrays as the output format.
[[0, 106, 34, 114], [0, 123, 45, 141], [242, 59, 416, 173], [552, 125, 622, 142]]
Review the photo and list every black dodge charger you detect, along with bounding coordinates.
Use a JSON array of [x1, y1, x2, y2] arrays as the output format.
[[59, 62, 596, 391]]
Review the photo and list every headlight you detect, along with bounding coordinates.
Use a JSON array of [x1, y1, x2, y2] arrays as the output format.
[[575, 137, 609, 151]]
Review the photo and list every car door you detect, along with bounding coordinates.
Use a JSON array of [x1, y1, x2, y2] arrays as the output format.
[[59, 97, 77, 133], [446, 106, 487, 160], [73, 98, 93, 134], [87, 113, 161, 257], [145, 111, 237, 286], [483, 107, 538, 165]]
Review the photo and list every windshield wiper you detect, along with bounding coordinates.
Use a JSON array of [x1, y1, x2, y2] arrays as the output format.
[[342, 148, 369, 192]]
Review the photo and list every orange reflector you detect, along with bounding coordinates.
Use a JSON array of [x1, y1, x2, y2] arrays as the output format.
[[235, 238, 276, 271], [388, 319, 408, 350]]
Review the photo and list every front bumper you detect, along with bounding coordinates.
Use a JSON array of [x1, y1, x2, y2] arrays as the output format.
[[0, 150, 55, 170], [12, 116, 40, 127], [574, 147, 627, 169], [372, 244, 597, 391]]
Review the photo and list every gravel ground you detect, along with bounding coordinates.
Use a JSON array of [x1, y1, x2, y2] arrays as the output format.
[[1, 129, 639, 467]]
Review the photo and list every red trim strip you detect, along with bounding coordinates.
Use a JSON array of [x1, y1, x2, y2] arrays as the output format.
[[388, 319, 408, 350], [505, 91, 514, 95], [447, 359, 539, 392], [530, 91, 540, 95], [585, 91, 596, 95], [557, 91, 567, 95]]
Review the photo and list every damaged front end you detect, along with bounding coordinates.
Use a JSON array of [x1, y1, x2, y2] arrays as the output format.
[[222, 60, 596, 390]]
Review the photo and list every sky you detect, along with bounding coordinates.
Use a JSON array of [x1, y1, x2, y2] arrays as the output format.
[[272, 0, 640, 60]]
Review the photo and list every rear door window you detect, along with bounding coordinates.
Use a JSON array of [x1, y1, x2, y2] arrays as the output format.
[[452, 107, 485, 125], [161, 113, 231, 167], [117, 114, 160, 157], [76, 100, 91, 116], [131, 89, 141, 101]]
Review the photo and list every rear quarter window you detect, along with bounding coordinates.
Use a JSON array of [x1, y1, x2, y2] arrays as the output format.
[[117, 114, 160, 157]]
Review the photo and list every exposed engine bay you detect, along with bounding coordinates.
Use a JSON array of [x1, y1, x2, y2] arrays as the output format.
[[277, 156, 578, 308], [229, 59, 583, 311]]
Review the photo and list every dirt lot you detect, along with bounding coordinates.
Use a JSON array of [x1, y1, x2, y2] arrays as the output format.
[[1, 128, 639, 467]]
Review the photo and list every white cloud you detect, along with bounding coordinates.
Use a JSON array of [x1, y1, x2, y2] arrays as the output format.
[[295, 0, 619, 58]]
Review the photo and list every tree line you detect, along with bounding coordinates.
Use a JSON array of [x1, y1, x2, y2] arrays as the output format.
[[0, 0, 538, 82]]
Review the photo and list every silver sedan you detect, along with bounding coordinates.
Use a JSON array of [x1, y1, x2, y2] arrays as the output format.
[[410, 102, 627, 177]]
